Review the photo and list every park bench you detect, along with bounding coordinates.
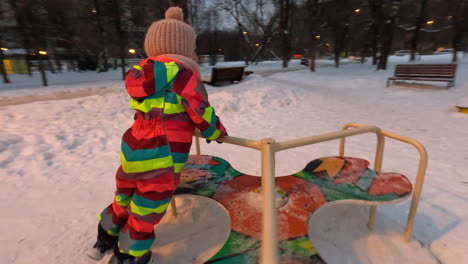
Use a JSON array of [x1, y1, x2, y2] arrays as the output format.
[[387, 64, 457, 88], [203, 66, 247, 86]]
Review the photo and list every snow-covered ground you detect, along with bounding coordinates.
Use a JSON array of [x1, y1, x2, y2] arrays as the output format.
[[1, 53, 467, 264]]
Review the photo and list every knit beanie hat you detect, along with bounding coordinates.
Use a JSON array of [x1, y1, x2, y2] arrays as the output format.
[[144, 7, 198, 63]]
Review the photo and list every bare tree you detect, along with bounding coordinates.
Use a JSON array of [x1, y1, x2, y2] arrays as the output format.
[[112, 0, 126, 80], [449, 0, 468, 62], [409, 0, 429, 61], [7, 0, 32, 76], [279, 0, 293, 68], [377, 1, 400, 70], [304, 0, 323, 71], [215, 0, 280, 64], [93, 0, 109, 71]]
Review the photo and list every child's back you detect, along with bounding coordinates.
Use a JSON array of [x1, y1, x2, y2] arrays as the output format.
[[87, 7, 227, 264]]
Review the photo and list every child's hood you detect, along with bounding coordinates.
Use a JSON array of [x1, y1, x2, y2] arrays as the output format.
[[125, 58, 180, 100]]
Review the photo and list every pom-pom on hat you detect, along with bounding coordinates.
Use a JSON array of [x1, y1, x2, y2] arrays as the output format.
[[144, 7, 198, 62]]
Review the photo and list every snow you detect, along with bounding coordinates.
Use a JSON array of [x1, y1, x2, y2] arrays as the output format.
[[1, 53, 468, 264]]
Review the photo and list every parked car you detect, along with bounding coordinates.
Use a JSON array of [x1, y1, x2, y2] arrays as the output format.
[[433, 48, 454, 55], [394, 50, 411, 56]]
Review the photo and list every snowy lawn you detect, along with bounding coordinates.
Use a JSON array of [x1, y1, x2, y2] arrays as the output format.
[[1, 54, 467, 263]]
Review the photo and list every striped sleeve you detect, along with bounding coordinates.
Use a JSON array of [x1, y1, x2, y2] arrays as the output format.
[[180, 74, 227, 141]]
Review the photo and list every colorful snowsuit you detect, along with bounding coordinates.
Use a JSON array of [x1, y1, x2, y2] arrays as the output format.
[[99, 56, 227, 257]]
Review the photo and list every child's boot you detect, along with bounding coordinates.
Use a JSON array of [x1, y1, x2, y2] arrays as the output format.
[[87, 224, 118, 260], [108, 250, 153, 264]]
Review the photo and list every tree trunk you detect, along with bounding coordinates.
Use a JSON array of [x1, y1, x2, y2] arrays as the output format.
[[280, 0, 291, 68], [377, 18, 396, 70], [452, 25, 461, 63], [94, 0, 109, 71], [360, 41, 368, 64], [309, 42, 316, 72], [112, 0, 126, 80], [334, 48, 340, 68], [410, 0, 429, 61], [8, 0, 32, 76], [369, 0, 381, 66]]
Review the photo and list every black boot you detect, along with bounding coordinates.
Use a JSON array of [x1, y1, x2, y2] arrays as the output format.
[[87, 224, 118, 260], [108, 249, 153, 264]]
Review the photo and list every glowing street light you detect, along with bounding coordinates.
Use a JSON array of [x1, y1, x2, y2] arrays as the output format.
[[128, 49, 136, 54], [355, 9, 361, 13], [243, 31, 248, 35], [91, 8, 97, 13], [39, 50, 48, 55], [255, 43, 260, 47], [315, 35, 321, 39], [218, 48, 223, 51], [0, 48, 8, 51], [426, 20, 434, 25]]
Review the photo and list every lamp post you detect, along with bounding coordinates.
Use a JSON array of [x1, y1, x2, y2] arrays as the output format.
[[37, 49, 48, 86]]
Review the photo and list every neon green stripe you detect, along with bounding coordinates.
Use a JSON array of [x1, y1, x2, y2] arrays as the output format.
[[165, 61, 179, 82], [115, 193, 131, 207], [130, 200, 170, 216], [207, 129, 221, 141], [163, 101, 185, 114], [133, 65, 142, 70], [202, 107, 214, 123], [129, 97, 164, 113], [128, 249, 148, 257], [174, 163, 184, 173], [106, 229, 119, 236], [121, 152, 173, 173]]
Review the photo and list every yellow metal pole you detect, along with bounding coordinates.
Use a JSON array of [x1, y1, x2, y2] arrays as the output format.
[[340, 124, 385, 230], [260, 138, 279, 264], [381, 131, 428, 241], [275, 126, 381, 152], [194, 136, 201, 155], [193, 131, 262, 150], [170, 197, 177, 217], [340, 123, 427, 241]]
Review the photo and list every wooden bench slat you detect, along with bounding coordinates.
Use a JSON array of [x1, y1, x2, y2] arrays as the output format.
[[388, 64, 457, 88], [389, 78, 454, 82], [394, 75, 454, 78]]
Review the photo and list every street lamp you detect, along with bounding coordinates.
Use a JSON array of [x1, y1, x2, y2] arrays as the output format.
[[128, 49, 136, 54], [243, 31, 248, 35], [255, 43, 260, 47], [91, 8, 97, 13], [355, 9, 361, 13], [426, 20, 434, 25], [0, 48, 8, 51], [315, 35, 321, 39], [39, 50, 48, 55]]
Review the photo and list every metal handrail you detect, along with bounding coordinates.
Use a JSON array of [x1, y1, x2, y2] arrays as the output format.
[[180, 123, 426, 264], [340, 123, 428, 241]]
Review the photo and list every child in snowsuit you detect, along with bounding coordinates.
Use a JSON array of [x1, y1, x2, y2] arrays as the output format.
[[87, 7, 227, 264]]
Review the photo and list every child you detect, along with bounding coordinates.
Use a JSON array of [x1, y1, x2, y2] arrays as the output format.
[[87, 7, 227, 264]]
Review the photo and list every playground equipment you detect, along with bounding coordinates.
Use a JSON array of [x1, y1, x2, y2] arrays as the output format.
[[170, 123, 427, 264], [456, 105, 468, 114]]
